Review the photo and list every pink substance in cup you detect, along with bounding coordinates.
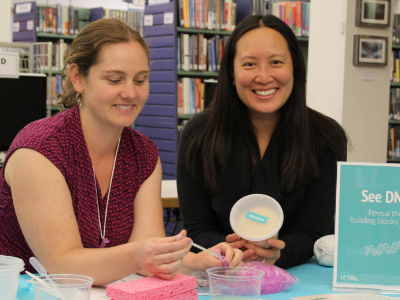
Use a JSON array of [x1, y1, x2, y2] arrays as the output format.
[[214, 248, 228, 267]]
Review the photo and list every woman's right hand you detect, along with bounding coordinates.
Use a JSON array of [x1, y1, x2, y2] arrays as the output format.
[[136, 230, 192, 279], [226, 233, 255, 260]]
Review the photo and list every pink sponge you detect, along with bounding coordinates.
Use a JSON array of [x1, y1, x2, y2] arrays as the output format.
[[165, 289, 197, 300], [106, 274, 197, 300], [110, 289, 197, 300]]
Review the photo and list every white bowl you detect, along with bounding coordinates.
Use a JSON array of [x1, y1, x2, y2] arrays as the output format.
[[230, 194, 284, 248]]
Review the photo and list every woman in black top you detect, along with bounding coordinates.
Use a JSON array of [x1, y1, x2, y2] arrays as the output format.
[[176, 14, 348, 269]]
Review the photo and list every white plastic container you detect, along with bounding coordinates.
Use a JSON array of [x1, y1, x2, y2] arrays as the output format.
[[207, 267, 264, 299], [0, 255, 25, 300], [32, 274, 94, 300], [230, 194, 284, 248]]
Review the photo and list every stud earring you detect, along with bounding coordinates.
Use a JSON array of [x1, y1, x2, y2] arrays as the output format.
[[76, 93, 82, 108]]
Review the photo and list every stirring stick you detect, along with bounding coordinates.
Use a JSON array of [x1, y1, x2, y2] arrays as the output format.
[[190, 241, 221, 259], [25, 271, 70, 300], [176, 235, 222, 260]]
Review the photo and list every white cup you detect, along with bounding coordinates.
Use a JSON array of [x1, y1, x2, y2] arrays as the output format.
[[0, 255, 25, 300], [230, 194, 284, 248], [32, 274, 94, 300]]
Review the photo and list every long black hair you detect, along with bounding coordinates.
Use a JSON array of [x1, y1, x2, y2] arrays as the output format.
[[186, 14, 347, 194]]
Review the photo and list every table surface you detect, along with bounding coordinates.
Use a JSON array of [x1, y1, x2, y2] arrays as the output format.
[[17, 257, 400, 300]]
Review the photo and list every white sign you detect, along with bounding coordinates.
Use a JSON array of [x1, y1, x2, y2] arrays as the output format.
[[164, 12, 174, 24], [15, 3, 32, 14], [132, 0, 145, 5], [0, 52, 19, 78], [144, 15, 153, 26], [333, 162, 400, 292], [13, 22, 20, 32], [361, 70, 375, 81], [27, 20, 34, 31], [148, 0, 170, 5]]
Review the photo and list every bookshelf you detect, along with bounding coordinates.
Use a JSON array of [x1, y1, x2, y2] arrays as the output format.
[[12, 1, 144, 116], [388, 10, 400, 162]]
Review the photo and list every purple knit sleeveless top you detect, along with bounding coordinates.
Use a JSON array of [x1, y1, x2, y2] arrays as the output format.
[[0, 106, 158, 272]]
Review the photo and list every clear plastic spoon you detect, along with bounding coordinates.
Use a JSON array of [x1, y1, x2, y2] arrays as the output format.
[[29, 257, 70, 300]]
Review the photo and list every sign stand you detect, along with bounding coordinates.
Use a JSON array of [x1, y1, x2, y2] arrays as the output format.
[[333, 162, 400, 293]]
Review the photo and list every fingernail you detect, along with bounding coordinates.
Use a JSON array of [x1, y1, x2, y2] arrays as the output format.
[[176, 234, 183, 241]]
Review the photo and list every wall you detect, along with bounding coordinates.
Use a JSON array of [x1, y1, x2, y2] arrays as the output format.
[[306, 0, 346, 123], [0, 0, 12, 42], [307, 0, 393, 163]]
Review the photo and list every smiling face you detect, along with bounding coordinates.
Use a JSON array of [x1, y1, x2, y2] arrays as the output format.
[[233, 27, 294, 122], [78, 40, 150, 131]]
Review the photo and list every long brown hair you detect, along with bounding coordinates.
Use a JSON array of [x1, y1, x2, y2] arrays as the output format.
[[186, 14, 348, 194], [60, 18, 149, 109]]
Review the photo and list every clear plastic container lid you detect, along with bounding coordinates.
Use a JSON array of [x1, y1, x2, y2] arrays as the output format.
[[0, 255, 25, 274]]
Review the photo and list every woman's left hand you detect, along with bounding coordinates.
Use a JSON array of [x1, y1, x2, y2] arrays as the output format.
[[196, 242, 244, 271], [243, 238, 285, 264]]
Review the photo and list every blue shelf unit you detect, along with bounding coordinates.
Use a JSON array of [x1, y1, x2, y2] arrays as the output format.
[[13, 2, 37, 42], [138, 1, 178, 180]]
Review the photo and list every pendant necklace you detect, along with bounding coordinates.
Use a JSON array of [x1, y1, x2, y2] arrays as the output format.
[[93, 136, 121, 248]]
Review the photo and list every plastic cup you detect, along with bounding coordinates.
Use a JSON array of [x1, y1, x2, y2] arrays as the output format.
[[0, 255, 25, 300], [230, 194, 284, 248], [32, 274, 94, 300], [207, 267, 264, 299]]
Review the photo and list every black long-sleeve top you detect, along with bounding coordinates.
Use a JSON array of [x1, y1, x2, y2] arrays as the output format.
[[177, 111, 345, 269]]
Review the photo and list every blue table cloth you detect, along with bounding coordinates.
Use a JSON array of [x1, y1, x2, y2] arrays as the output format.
[[17, 257, 400, 299]]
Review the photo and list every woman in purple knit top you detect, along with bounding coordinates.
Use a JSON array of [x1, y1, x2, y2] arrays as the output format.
[[0, 18, 242, 285]]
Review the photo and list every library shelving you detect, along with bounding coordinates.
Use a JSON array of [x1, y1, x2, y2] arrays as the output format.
[[12, 1, 144, 116], [389, 37, 400, 162]]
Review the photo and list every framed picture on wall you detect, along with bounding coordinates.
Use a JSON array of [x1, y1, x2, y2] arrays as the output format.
[[353, 35, 388, 66], [355, 0, 391, 27]]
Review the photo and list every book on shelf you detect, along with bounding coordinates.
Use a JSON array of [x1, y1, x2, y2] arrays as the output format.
[[190, 78, 195, 114], [91, 8, 144, 35], [178, 33, 226, 72], [195, 0, 201, 28], [35, 4, 81, 35], [390, 88, 400, 120], [210, 37, 216, 72], [178, 0, 236, 30], [388, 125, 400, 159], [194, 36, 198, 70], [177, 80, 184, 114], [392, 50, 400, 83], [183, 0, 190, 28], [268, 1, 309, 37], [190, 0, 196, 28], [393, 14, 400, 44], [182, 33, 190, 71], [189, 35, 194, 70], [183, 77, 191, 114], [33, 40, 72, 72], [200, 0, 205, 28], [177, 77, 206, 115], [50, 74, 62, 106]]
